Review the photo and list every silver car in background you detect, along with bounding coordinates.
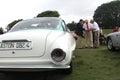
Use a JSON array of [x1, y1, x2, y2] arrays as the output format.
[[106, 31, 120, 51]]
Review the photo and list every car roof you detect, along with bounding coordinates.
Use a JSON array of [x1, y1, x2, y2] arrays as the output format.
[[24, 17, 61, 21]]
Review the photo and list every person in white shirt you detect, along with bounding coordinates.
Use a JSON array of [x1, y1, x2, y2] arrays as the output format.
[[83, 20, 93, 48], [90, 19, 100, 48]]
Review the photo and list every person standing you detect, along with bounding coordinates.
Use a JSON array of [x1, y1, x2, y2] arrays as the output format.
[[113, 26, 119, 32], [0, 27, 3, 34], [75, 19, 84, 48], [90, 19, 100, 48], [83, 20, 93, 48]]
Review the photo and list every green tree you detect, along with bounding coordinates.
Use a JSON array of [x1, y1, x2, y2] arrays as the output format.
[[36, 10, 60, 17], [67, 21, 77, 31], [93, 0, 120, 29], [0, 27, 3, 34], [7, 19, 23, 30]]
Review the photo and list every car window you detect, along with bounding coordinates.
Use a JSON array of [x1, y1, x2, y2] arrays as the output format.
[[10, 18, 59, 32], [62, 20, 70, 32]]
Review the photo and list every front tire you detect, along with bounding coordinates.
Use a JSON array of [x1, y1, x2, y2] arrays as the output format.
[[107, 38, 115, 51], [60, 62, 73, 74]]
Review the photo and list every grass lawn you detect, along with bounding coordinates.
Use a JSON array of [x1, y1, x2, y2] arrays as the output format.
[[72, 46, 120, 80], [103, 29, 112, 35], [46, 29, 120, 80]]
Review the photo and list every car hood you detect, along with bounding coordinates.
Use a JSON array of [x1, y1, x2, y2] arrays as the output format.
[[107, 31, 120, 37], [0, 29, 55, 58]]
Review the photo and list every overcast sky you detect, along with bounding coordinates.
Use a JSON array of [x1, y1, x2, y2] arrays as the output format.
[[0, 0, 113, 29]]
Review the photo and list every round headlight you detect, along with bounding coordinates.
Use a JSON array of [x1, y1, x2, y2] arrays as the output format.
[[51, 49, 66, 62]]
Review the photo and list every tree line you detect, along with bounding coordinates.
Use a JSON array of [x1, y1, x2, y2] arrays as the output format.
[[94, 0, 120, 29], [68, 0, 120, 30]]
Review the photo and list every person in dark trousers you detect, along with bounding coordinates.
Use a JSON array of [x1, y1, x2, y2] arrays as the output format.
[[75, 19, 85, 48]]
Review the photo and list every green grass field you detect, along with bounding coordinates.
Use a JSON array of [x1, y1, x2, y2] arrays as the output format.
[[72, 46, 120, 80], [44, 29, 120, 80], [103, 29, 112, 35]]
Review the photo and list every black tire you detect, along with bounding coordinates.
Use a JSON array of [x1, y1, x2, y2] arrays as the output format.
[[107, 38, 116, 51], [60, 62, 73, 74]]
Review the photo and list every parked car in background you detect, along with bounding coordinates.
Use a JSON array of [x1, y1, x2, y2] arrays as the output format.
[[0, 17, 76, 74], [106, 31, 120, 51]]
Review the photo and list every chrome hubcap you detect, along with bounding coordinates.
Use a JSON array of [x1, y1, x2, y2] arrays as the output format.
[[108, 40, 112, 49]]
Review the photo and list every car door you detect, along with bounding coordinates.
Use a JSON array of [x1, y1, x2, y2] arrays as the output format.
[[61, 20, 75, 50], [117, 32, 120, 46]]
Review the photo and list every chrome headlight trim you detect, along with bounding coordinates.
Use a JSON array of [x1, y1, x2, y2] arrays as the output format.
[[51, 49, 66, 62]]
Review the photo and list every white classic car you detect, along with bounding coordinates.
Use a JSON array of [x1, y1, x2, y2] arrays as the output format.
[[0, 17, 76, 73], [107, 31, 120, 51]]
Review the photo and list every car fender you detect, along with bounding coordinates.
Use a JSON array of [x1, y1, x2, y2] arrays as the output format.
[[45, 31, 75, 65]]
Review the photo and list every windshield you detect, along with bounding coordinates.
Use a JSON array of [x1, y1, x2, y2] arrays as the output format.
[[10, 18, 59, 32]]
